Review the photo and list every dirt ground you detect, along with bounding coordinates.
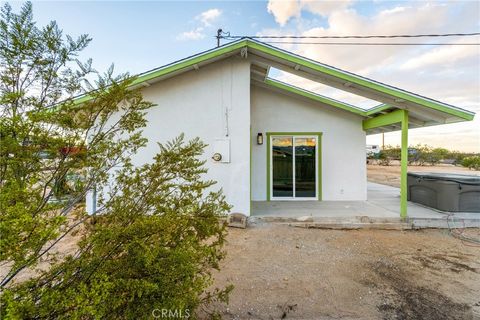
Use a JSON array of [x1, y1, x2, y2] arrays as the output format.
[[4, 165, 479, 319], [211, 224, 480, 320], [367, 163, 480, 188]]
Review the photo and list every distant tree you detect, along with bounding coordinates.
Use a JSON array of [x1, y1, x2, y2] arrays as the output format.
[[428, 147, 449, 165], [375, 145, 478, 168], [378, 145, 400, 165], [377, 150, 390, 166], [1, 2, 231, 318]]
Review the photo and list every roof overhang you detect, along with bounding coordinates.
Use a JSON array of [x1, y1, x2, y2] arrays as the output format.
[[72, 38, 475, 134]]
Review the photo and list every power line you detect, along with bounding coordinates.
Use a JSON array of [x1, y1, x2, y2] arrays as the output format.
[[259, 41, 480, 46], [221, 32, 480, 39]]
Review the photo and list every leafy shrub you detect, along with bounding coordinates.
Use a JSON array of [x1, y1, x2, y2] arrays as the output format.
[[0, 3, 232, 318], [377, 151, 391, 166], [2, 136, 233, 319], [426, 147, 448, 165], [461, 156, 480, 170]]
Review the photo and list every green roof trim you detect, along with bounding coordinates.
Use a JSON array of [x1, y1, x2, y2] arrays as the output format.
[[73, 38, 474, 122], [247, 40, 474, 121], [71, 39, 250, 105], [129, 40, 249, 86]]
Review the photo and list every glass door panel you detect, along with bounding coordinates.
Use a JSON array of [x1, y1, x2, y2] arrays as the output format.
[[272, 137, 293, 197], [294, 137, 316, 198]]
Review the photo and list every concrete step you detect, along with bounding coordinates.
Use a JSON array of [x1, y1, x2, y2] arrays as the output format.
[[289, 222, 412, 230], [249, 215, 480, 229], [249, 215, 412, 230], [410, 217, 480, 229]]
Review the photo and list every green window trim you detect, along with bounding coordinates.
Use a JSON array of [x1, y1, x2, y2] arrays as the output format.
[[266, 132, 323, 201]]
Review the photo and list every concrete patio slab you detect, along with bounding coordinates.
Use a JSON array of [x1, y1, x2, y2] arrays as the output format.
[[251, 182, 480, 229]]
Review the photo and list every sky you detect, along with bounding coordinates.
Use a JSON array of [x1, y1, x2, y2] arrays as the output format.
[[6, 0, 480, 152]]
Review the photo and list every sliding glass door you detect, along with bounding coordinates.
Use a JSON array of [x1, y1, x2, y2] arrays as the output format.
[[271, 135, 318, 200]]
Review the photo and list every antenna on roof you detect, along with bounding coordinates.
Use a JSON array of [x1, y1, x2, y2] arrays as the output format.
[[216, 29, 223, 47]]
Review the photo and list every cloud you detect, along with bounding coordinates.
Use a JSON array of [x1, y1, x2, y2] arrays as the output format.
[[267, 0, 301, 26], [267, 0, 353, 26], [177, 8, 222, 41], [261, 1, 480, 151], [400, 41, 479, 70], [301, 0, 353, 16], [263, 2, 479, 86], [177, 27, 205, 40], [196, 8, 222, 27]]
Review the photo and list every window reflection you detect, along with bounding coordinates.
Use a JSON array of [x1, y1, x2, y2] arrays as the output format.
[[271, 136, 317, 198], [295, 138, 316, 197], [272, 137, 293, 197]]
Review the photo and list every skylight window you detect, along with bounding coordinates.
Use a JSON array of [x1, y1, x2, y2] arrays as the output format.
[[267, 68, 383, 109]]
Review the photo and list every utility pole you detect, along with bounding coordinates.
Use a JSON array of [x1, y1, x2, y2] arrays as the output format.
[[382, 132, 385, 149], [216, 29, 222, 47]]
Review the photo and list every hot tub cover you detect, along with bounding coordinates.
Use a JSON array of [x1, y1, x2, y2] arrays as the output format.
[[408, 172, 480, 185]]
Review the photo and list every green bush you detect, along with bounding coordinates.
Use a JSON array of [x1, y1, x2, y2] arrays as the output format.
[[0, 3, 232, 318], [377, 150, 391, 166], [447, 151, 465, 164], [2, 136, 233, 319], [461, 156, 480, 170], [427, 147, 449, 165]]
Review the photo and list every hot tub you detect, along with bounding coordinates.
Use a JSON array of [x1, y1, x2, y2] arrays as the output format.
[[407, 172, 480, 212]]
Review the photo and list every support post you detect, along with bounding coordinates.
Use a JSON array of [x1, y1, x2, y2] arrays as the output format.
[[363, 109, 409, 219], [400, 110, 409, 219]]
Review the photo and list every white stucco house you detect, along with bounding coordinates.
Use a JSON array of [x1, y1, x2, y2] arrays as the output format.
[[83, 39, 475, 218]]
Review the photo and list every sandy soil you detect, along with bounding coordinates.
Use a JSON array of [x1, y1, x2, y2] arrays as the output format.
[[211, 224, 480, 320], [4, 166, 479, 319], [367, 163, 480, 188]]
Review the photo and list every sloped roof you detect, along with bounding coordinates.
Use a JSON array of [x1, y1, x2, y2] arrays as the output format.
[[73, 38, 475, 134]]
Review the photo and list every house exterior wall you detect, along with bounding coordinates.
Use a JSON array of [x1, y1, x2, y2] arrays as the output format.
[[87, 58, 368, 216], [87, 57, 251, 215], [250, 85, 367, 201]]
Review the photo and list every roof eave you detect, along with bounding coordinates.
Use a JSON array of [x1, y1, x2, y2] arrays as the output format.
[[244, 39, 475, 122], [72, 38, 250, 105], [72, 38, 475, 123]]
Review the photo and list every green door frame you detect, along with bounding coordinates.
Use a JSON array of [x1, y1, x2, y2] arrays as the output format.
[[266, 132, 323, 201], [363, 109, 409, 219]]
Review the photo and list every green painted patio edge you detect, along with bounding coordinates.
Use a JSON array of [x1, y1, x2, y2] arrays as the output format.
[[266, 132, 322, 201], [362, 109, 405, 130], [247, 40, 474, 121], [265, 78, 366, 116]]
